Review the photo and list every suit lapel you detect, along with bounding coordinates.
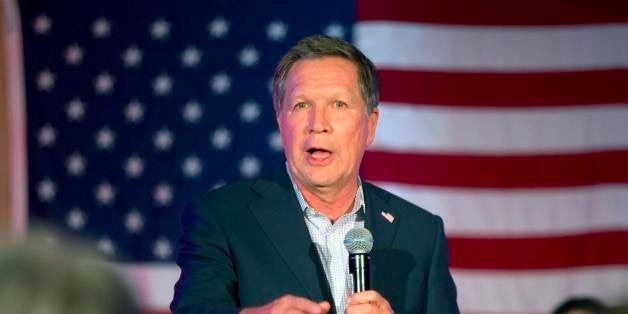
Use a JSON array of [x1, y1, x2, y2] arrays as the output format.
[[363, 183, 399, 294], [248, 169, 333, 303], [247, 172, 397, 308], [364, 183, 399, 251]]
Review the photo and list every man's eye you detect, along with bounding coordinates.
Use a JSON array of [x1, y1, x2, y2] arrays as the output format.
[[334, 101, 348, 108], [293, 102, 307, 110]]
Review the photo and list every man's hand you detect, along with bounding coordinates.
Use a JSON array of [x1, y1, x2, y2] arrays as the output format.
[[240, 295, 331, 314], [346, 290, 393, 314]]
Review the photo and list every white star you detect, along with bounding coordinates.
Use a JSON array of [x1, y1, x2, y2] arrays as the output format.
[[122, 45, 143, 67], [207, 16, 230, 38], [64, 43, 84, 65], [97, 237, 115, 256], [240, 155, 261, 178], [36, 69, 55, 92], [124, 100, 144, 123], [66, 152, 86, 176], [182, 100, 203, 123], [240, 100, 261, 123], [66, 207, 86, 230], [266, 20, 288, 41], [153, 182, 173, 206], [209, 72, 231, 94], [268, 131, 283, 151], [95, 181, 115, 206], [37, 124, 57, 147], [150, 18, 171, 40], [37, 178, 56, 202], [91, 17, 112, 39], [66, 98, 86, 121], [153, 128, 174, 151], [153, 237, 173, 259], [93, 72, 115, 95], [95, 126, 115, 150], [182, 155, 203, 178], [124, 154, 144, 178], [324, 23, 346, 38], [33, 14, 52, 35], [181, 46, 202, 67], [152, 73, 173, 96], [238, 46, 260, 67], [210, 127, 232, 150], [124, 208, 144, 233]]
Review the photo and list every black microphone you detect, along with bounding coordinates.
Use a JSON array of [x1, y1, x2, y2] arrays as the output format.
[[343, 227, 374, 293]]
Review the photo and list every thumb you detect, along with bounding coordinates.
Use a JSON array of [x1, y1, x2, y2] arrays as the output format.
[[317, 301, 331, 313]]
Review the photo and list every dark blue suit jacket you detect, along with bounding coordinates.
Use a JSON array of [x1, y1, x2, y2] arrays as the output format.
[[171, 167, 459, 314]]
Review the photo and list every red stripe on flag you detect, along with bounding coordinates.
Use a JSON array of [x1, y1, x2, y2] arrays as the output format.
[[356, 0, 628, 25], [361, 150, 628, 188], [378, 69, 628, 107], [449, 231, 628, 269]]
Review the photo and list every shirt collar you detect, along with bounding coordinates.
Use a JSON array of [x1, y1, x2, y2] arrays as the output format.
[[285, 162, 365, 215]]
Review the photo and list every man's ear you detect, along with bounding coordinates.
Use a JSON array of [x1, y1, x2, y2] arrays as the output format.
[[366, 107, 379, 146], [275, 112, 282, 131]]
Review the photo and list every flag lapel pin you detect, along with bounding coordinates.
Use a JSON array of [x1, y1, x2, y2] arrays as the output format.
[[381, 211, 395, 223]]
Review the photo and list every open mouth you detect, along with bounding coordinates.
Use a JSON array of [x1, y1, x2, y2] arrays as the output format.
[[307, 147, 332, 159]]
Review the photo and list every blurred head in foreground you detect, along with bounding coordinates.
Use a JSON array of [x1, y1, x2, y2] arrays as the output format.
[[553, 297, 609, 314], [0, 235, 138, 314]]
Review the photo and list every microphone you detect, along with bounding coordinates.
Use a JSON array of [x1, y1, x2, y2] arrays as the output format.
[[343, 227, 373, 293]]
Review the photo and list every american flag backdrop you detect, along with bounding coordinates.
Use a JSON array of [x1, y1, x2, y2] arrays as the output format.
[[7, 0, 628, 313]]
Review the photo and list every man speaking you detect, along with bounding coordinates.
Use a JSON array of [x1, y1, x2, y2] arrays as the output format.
[[171, 35, 459, 314]]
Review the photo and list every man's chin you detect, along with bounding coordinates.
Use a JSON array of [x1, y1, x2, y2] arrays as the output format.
[[297, 173, 335, 188], [291, 165, 348, 190], [307, 175, 346, 191]]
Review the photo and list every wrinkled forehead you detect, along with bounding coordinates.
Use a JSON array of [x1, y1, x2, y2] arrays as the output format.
[[283, 57, 361, 98]]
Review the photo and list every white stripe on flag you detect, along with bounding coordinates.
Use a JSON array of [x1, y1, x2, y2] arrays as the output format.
[[371, 102, 628, 154], [453, 266, 628, 314], [118, 263, 180, 311], [355, 22, 628, 71], [372, 182, 628, 236]]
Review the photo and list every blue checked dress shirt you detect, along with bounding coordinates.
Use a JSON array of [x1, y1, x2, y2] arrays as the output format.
[[287, 165, 366, 314]]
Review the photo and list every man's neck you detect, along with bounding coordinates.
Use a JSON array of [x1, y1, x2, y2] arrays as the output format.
[[296, 180, 358, 222]]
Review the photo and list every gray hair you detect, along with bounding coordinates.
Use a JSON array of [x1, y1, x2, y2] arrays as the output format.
[[0, 235, 138, 314], [272, 35, 379, 114]]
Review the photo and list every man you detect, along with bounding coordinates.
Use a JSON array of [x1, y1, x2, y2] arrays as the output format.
[[171, 35, 459, 314]]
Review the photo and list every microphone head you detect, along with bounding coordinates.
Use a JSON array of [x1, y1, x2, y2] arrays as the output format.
[[343, 227, 374, 254]]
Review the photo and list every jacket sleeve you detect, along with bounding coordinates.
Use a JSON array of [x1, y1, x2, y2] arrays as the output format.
[[426, 216, 460, 314], [170, 197, 240, 314]]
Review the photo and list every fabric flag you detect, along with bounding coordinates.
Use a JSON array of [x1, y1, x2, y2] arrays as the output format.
[[10, 0, 628, 313], [16, 1, 352, 313], [357, 1, 628, 313]]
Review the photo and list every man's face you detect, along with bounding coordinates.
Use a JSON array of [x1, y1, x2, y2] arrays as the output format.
[[277, 56, 379, 192]]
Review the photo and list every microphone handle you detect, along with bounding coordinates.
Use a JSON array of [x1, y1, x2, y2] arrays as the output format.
[[349, 253, 370, 293]]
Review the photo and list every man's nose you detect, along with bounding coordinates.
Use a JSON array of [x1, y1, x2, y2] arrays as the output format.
[[308, 104, 332, 134]]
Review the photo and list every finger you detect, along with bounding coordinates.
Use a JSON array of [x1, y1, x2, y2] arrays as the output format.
[[346, 303, 377, 314], [347, 290, 382, 305], [281, 295, 328, 314], [347, 291, 393, 314], [317, 301, 331, 313], [347, 302, 394, 314]]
